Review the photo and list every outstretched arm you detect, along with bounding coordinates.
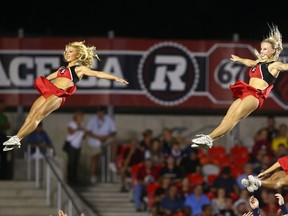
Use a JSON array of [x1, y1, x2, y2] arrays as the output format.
[[273, 61, 288, 72], [258, 161, 281, 178], [230, 54, 258, 67], [78, 66, 129, 84]]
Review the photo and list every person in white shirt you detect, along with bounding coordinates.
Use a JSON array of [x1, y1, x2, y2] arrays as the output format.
[[65, 111, 85, 185], [86, 106, 117, 183]]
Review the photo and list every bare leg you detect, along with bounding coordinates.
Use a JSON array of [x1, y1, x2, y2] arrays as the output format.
[[261, 171, 288, 190], [209, 96, 259, 141], [16, 95, 62, 140]]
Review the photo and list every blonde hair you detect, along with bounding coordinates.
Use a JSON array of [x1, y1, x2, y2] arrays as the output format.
[[254, 24, 283, 62], [64, 41, 100, 68]]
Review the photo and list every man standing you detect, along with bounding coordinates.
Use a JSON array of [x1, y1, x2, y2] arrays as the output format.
[[86, 106, 117, 183]]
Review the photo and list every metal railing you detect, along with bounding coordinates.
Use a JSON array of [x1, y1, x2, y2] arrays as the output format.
[[26, 145, 91, 216]]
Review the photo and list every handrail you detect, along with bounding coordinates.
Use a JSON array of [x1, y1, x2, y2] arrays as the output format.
[[26, 145, 83, 216]]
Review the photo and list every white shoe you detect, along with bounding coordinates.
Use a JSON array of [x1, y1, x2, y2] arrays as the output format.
[[191, 134, 213, 148], [248, 175, 261, 188], [241, 178, 250, 188], [247, 185, 255, 192], [191, 143, 211, 149], [3, 136, 21, 151]]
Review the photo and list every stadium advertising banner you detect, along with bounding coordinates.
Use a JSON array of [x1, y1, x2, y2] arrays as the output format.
[[0, 37, 288, 111]]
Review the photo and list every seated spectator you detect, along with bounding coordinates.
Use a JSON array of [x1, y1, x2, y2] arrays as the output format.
[[210, 166, 239, 199], [133, 158, 159, 212], [198, 204, 213, 216], [24, 122, 55, 158], [184, 184, 210, 216], [271, 123, 288, 154], [119, 138, 145, 192], [211, 187, 233, 215], [233, 189, 250, 215], [274, 144, 288, 159], [139, 128, 154, 153], [179, 149, 201, 175], [237, 162, 256, 190], [178, 176, 193, 200], [159, 155, 185, 184], [158, 185, 184, 216], [251, 128, 273, 161], [145, 137, 164, 166], [161, 127, 176, 155]]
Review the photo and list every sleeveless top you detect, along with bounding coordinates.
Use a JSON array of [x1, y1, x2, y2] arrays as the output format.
[[56, 65, 80, 84], [249, 62, 276, 85]]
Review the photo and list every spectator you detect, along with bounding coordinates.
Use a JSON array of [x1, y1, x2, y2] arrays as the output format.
[[158, 185, 184, 216], [264, 115, 279, 142], [151, 175, 173, 216], [119, 138, 145, 192], [211, 187, 233, 215], [271, 123, 288, 154], [179, 149, 201, 175], [261, 191, 278, 216], [159, 155, 184, 184], [64, 111, 85, 185], [86, 106, 117, 183], [184, 184, 210, 216], [198, 204, 213, 216], [233, 189, 250, 215], [161, 128, 176, 156], [24, 121, 55, 158], [211, 166, 240, 198], [169, 139, 184, 166], [133, 158, 159, 212], [139, 128, 154, 154], [145, 138, 164, 166], [251, 128, 273, 160], [237, 163, 256, 190], [274, 144, 288, 159]]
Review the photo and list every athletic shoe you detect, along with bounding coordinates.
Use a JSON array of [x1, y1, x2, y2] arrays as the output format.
[[3, 136, 21, 151], [191, 134, 213, 148], [247, 185, 255, 193], [248, 175, 261, 188], [241, 178, 250, 188], [191, 143, 212, 149]]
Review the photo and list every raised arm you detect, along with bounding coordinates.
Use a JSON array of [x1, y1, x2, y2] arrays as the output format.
[[230, 54, 258, 67], [77, 66, 129, 84]]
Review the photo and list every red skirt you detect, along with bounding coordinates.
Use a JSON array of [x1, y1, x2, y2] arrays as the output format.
[[34, 76, 76, 105], [229, 80, 273, 109]]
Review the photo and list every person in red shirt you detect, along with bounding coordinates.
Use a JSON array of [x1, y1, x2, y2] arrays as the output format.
[[133, 158, 159, 212]]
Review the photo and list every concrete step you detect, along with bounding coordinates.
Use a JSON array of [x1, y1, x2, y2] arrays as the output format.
[[0, 197, 47, 207], [75, 182, 148, 216], [0, 180, 36, 188], [0, 206, 58, 216], [0, 180, 56, 216]]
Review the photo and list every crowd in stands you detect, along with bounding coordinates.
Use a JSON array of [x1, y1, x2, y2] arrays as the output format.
[[113, 116, 288, 216]]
